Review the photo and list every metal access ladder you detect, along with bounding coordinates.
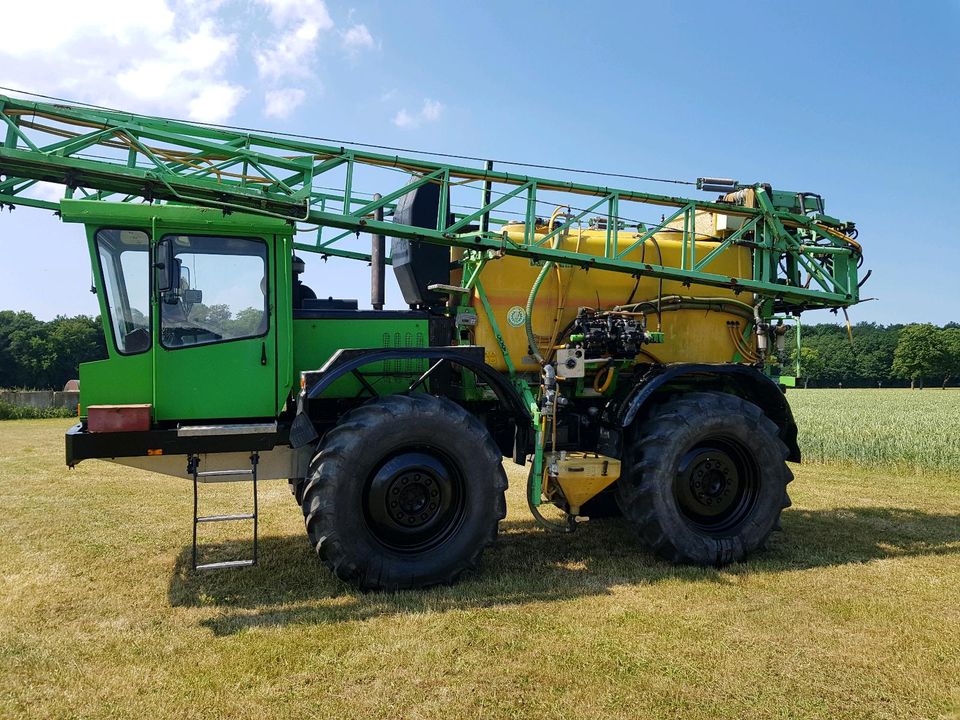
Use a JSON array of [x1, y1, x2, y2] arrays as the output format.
[[188, 452, 259, 571]]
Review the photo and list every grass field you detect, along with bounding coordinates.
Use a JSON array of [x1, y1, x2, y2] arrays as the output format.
[[2, 393, 959, 719], [789, 389, 960, 472]]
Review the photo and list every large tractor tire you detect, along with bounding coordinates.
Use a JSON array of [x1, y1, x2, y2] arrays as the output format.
[[616, 391, 792, 566], [301, 393, 507, 591]]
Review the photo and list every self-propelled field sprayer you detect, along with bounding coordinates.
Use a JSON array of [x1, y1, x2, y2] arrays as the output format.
[[0, 92, 864, 589]]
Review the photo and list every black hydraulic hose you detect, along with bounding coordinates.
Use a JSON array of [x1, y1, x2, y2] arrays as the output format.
[[616, 295, 755, 321], [527, 468, 574, 533]]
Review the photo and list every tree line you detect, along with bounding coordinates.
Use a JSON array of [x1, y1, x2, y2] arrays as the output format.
[[0, 311, 106, 390], [786, 321, 960, 388], [1, 309, 958, 390]]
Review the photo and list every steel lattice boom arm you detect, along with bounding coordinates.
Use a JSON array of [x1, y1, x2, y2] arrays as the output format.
[[0, 93, 862, 310]]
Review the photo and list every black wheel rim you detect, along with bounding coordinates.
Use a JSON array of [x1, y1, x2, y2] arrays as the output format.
[[363, 449, 466, 553], [672, 437, 759, 534]]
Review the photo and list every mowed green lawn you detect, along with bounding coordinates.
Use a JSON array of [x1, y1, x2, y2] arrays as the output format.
[[2, 392, 959, 719]]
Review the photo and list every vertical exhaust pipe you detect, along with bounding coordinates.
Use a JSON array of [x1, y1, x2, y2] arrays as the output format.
[[371, 192, 385, 310], [479, 160, 493, 235]]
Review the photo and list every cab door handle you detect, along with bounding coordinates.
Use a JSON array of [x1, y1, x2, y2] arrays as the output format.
[[260, 342, 268, 366]]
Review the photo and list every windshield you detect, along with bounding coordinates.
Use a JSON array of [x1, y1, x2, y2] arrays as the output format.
[[159, 234, 268, 349], [95, 229, 151, 355]]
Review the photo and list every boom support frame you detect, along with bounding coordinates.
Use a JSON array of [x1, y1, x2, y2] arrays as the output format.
[[0, 93, 861, 311]]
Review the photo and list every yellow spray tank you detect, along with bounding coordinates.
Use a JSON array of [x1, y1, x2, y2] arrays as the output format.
[[462, 210, 757, 372]]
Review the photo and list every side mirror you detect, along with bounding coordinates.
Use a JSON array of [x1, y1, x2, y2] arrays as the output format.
[[159, 252, 185, 305], [156, 240, 177, 292]]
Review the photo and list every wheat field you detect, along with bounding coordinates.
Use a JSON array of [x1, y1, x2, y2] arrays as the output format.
[[789, 389, 960, 472]]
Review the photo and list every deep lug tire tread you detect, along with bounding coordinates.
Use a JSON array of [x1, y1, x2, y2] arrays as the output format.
[[301, 393, 507, 591], [616, 391, 793, 566]]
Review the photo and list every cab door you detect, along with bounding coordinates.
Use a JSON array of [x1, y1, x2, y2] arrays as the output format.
[[153, 232, 277, 422]]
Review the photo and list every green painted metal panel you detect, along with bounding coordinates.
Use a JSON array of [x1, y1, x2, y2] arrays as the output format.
[[153, 335, 277, 420], [151, 230, 278, 422], [79, 355, 153, 416], [274, 234, 295, 414], [59, 199, 291, 234], [293, 317, 429, 398], [78, 221, 155, 418]]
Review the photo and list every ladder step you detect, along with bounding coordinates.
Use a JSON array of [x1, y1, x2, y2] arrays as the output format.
[[195, 559, 255, 571], [195, 469, 255, 483], [190, 452, 259, 572], [196, 513, 255, 523]]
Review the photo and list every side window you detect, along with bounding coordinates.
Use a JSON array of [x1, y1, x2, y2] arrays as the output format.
[[159, 235, 269, 349], [95, 229, 151, 355]]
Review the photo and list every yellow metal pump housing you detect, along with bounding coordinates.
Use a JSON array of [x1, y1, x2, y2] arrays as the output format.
[[547, 453, 622, 516]]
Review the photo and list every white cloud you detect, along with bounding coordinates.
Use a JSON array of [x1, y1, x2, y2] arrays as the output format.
[[254, 0, 334, 79], [0, 0, 374, 126], [0, 2, 244, 122], [188, 84, 246, 123], [342, 24, 374, 53], [393, 108, 416, 129], [421, 99, 443, 122], [3, 1, 175, 55], [392, 99, 445, 129], [263, 88, 307, 119], [257, 0, 332, 26]]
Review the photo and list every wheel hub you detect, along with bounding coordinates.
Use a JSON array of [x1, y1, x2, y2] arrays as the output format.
[[685, 453, 739, 514], [387, 471, 441, 526], [364, 450, 463, 551], [673, 439, 758, 533]]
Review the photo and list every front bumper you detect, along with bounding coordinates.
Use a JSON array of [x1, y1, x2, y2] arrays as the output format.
[[65, 422, 287, 467]]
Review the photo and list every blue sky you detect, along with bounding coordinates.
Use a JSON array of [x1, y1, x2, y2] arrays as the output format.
[[1, 0, 958, 325]]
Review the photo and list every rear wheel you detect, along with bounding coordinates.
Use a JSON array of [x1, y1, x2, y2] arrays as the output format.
[[616, 391, 792, 566], [301, 393, 507, 590]]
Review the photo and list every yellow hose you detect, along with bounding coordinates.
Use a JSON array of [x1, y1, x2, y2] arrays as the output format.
[[728, 323, 759, 363], [593, 365, 615, 394]]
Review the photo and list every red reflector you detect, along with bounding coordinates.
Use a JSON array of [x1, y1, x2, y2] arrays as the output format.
[[147, 448, 163, 456], [87, 404, 152, 433]]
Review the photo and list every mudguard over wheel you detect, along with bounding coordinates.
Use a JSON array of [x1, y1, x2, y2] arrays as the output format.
[[616, 391, 792, 566], [301, 393, 508, 590]]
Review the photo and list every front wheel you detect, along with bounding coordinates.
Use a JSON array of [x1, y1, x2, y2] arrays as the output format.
[[616, 391, 792, 566], [301, 393, 507, 590]]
